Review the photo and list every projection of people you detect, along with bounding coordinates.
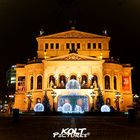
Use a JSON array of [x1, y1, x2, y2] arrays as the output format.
[[58, 99, 72, 113], [74, 99, 84, 113], [62, 99, 72, 113], [57, 95, 89, 113]]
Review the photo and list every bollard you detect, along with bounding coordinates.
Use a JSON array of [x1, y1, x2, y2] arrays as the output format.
[[12, 109, 19, 122], [128, 109, 136, 122]]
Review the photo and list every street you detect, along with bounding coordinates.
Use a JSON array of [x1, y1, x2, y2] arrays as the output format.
[[0, 113, 140, 140]]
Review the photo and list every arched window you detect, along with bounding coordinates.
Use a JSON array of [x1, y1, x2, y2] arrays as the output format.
[[105, 75, 110, 89], [37, 76, 42, 89], [106, 98, 111, 106], [91, 75, 98, 88], [30, 76, 33, 90], [81, 75, 88, 88], [70, 75, 77, 80], [59, 75, 66, 88], [49, 75, 55, 87], [114, 76, 117, 90]]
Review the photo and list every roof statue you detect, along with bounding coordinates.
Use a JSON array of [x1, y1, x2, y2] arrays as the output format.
[[69, 46, 78, 54]]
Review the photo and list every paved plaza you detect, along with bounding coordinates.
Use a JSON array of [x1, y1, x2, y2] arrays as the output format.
[[0, 113, 140, 140]]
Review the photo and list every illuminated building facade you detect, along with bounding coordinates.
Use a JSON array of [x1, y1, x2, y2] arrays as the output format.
[[6, 65, 16, 110], [6, 65, 16, 87], [14, 29, 133, 112]]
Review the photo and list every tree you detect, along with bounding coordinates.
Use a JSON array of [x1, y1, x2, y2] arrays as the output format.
[[42, 93, 51, 112], [96, 86, 104, 112]]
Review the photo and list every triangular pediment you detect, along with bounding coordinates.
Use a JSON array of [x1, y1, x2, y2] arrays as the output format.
[[37, 29, 110, 39], [45, 53, 101, 61]]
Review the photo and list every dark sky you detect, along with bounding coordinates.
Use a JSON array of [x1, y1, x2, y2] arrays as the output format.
[[0, 0, 140, 92]]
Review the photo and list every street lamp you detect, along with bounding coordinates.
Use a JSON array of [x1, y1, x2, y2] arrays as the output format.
[[26, 92, 32, 111], [133, 94, 139, 106], [51, 91, 57, 112], [114, 92, 121, 111], [90, 91, 96, 112], [134, 94, 139, 99]]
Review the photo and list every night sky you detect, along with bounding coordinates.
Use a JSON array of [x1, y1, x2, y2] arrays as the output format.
[[0, 0, 140, 93]]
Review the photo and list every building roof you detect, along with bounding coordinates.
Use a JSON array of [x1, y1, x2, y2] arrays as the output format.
[[36, 29, 110, 40], [44, 53, 102, 61]]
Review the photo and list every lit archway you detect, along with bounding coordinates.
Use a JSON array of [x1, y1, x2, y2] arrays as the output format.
[[37, 76, 42, 89], [59, 75, 66, 88], [49, 75, 55, 88], [70, 75, 77, 80], [105, 75, 110, 89], [91, 75, 98, 88], [81, 75, 88, 88], [114, 76, 117, 90]]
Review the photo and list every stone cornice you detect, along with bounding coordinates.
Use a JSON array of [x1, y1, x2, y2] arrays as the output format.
[[43, 53, 102, 61], [37, 29, 110, 40]]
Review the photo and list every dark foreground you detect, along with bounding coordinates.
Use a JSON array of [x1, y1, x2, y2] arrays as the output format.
[[0, 113, 140, 140]]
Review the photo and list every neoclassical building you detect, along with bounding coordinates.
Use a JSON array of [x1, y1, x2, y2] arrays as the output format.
[[14, 29, 133, 112]]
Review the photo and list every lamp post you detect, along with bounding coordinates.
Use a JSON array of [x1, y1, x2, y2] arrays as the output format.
[[115, 92, 121, 111], [90, 91, 96, 112], [26, 92, 32, 111], [133, 94, 139, 107], [134, 94, 139, 102], [51, 91, 57, 112]]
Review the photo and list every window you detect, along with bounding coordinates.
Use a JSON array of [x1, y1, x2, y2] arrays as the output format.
[[105, 76, 110, 89], [50, 43, 54, 49], [71, 43, 75, 50], [91, 75, 98, 88], [77, 43, 80, 49], [59, 75, 66, 88], [98, 43, 102, 49], [56, 43, 59, 49], [37, 76, 42, 89], [114, 76, 117, 90], [81, 75, 88, 88], [93, 43, 96, 49], [87, 43, 91, 49], [49, 75, 55, 87], [30, 76, 33, 90], [66, 43, 70, 49], [17, 76, 25, 91], [45, 43, 48, 49], [18, 76, 25, 86]]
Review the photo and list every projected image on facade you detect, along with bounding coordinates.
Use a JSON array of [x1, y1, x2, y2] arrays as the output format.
[[57, 95, 89, 113]]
